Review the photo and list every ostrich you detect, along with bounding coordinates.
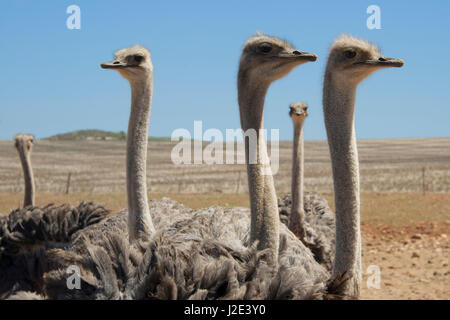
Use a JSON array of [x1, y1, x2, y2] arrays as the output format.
[[1, 139, 109, 297], [14, 134, 35, 207], [322, 34, 403, 296], [286, 103, 309, 240], [278, 104, 336, 271], [102, 45, 157, 242], [280, 35, 403, 295], [236, 35, 324, 259]]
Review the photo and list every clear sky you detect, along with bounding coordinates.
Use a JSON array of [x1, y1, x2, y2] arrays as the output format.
[[0, 0, 449, 141]]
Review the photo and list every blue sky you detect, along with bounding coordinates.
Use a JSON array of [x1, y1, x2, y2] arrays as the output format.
[[0, 0, 449, 141]]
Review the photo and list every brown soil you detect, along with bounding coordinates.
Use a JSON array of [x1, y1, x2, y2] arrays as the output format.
[[361, 222, 449, 299]]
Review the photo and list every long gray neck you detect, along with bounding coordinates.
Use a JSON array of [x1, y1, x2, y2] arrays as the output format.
[[289, 118, 306, 240], [19, 149, 35, 207], [323, 71, 361, 297], [127, 77, 155, 242], [238, 73, 279, 259]]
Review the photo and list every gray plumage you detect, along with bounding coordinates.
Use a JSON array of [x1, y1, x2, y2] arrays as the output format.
[[0, 201, 109, 298], [278, 192, 335, 272], [42, 199, 330, 300]]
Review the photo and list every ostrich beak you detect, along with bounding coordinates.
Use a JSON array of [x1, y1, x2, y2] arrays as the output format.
[[289, 108, 306, 117], [100, 60, 128, 69], [279, 51, 318, 62], [357, 57, 404, 68]]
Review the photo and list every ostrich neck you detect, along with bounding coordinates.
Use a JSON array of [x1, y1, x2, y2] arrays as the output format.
[[127, 77, 155, 242], [323, 71, 361, 297], [19, 150, 35, 207], [238, 74, 279, 258], [290, 119, 305, 232]]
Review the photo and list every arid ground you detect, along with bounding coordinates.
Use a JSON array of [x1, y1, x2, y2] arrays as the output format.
[[0, 138, 449, 299]]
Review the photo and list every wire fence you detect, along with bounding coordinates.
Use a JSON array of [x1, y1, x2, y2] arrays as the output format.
[[2, 166, 448, 195]]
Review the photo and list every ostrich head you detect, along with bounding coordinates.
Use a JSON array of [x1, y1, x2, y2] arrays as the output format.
[[239, 34, 317, 84], [101, 45, 153, 81], [289, 102, 308, 122], [325, 34, 404, 84], [14, 133, 35, 156]]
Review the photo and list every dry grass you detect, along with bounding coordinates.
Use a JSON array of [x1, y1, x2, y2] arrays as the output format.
[[1, 192, 448, 228], [0, 138, 449, 195]]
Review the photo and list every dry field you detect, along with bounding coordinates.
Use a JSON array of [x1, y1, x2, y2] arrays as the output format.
[[0, 138, 449, 299], [0, 138, 449, 195]]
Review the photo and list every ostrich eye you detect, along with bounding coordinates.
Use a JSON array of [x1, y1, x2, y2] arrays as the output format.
[[134, 55, 143, 63], [344, 50, 357, 59], [259, 43, 272, 53], [304, 107, 308, 111]]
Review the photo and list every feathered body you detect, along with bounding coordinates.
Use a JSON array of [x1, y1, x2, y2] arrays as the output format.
[[0, 135, 110, 298], [43, 199, 329, 300], [278, 193, 335, 272], [0, 202, 109, 298]]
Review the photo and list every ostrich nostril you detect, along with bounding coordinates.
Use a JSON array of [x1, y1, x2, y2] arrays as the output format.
[[293, 50, 303, 55], [113, 61, 120, 64], [378, 57, 387, 62]]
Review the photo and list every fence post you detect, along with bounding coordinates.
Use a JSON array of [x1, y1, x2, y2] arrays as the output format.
[[66, 173, 72, 194], [422, 167, 426, 195]]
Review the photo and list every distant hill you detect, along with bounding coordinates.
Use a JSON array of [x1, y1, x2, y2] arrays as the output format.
[[45, 129, 171, 141]]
